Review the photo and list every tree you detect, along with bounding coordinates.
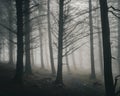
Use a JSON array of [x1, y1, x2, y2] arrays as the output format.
[[96, 0, 103, 75], [117, 0, 120, 74], [65, 38, 70, 72], [89, 0, 96, 79], [55, 0, 64, 85], [38, 18, 44, 69], [99, 0, 115, 96], [72, 51, 76, 70], [14, 0, 24, 83], [47, 0, 56, 75], [24, 0, 32, 74], [8, 0, 14, 65]]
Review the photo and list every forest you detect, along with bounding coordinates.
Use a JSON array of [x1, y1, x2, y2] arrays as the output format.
[[0, 0, 120, 96]]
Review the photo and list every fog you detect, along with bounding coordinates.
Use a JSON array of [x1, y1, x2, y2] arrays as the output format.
[[0, 0, 119, 96], [0, 0, 119, 76]]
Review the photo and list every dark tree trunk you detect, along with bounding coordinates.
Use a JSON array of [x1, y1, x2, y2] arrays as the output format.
[[55, 0, 64, 85], [24, 0, 32, 74], [15, 0, 24, 83], [89, 0, 96, 79], [99, 0, 115, 96], [47, 0, 56, 75]]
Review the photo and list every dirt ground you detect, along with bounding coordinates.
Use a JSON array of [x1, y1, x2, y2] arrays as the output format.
[[0, 63, 105, 96]]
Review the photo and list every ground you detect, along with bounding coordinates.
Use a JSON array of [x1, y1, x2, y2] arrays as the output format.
[[0, 63, 105, 96]]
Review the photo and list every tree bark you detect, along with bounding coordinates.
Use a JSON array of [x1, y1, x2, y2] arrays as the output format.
[[24, 0, 32, 74], [99, 0, 115, 96], [117, 0, 120, 74], [55, 0, 64, 84], [15, 0, 24, 83]]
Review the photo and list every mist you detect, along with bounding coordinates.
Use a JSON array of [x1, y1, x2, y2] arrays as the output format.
[[0, 0, 119, 96]]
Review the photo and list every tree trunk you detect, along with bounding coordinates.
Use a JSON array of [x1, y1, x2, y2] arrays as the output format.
[[8, 0, 14, 65], [45, 39, 50, 69], [37, 6, 45, 69], [99, 0, 115, 96], [24, 0, 32, 74], [31, 49, 34, 66], [96, 0, 103, 75], [117, 0, 120, 74], [65, 46, 70, 73], [89, 0, 96, 79], [79, 48, 83, 69], [72, 48, 76, 70], [39, 26, 44, 69], [47, 0, 56, 75], [15, 0, 24, 83], [98, 23, 103, 75], [55, 0, 64, 85]]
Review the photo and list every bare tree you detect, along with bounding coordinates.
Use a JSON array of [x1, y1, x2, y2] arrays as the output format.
[[99, 0, 115, 96], [89, 0, 96, 79], [7, 0, 14, 65], [24, 0, 32, 74], [14, 0, 24, 83], [117, 0, 120, 74], [55, 0, 64, 85]]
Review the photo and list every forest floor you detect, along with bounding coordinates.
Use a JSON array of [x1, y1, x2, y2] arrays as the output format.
[[0, 63, 105, 96]]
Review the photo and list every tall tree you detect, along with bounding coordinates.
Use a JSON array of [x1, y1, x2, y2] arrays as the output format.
[[24, 0, 32, 74], [99, 0, 115, 96], [55, 0, 64, 85], [96, 0, 103, 75], [117, 0, 120, 74], [47, 0, 56, 75], [14, 0, 24, 83], [38, 22, 44, 69], [8, 0, 14, 65], [89, 0, 96, 79]]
